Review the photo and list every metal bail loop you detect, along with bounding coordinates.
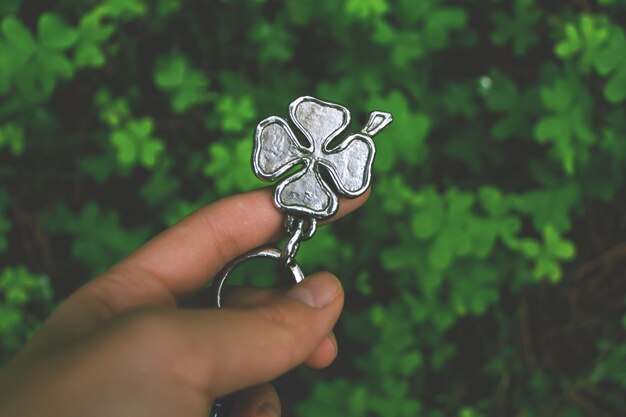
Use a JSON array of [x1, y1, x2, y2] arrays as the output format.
[[212, 246, 305, 309], [281, 216, 317, 268]]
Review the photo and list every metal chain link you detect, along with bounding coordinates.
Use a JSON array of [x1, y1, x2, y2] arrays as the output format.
[[281, 215, 317, 267]]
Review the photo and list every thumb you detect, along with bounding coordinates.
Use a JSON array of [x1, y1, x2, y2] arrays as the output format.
[[176, 272, 344, 397]]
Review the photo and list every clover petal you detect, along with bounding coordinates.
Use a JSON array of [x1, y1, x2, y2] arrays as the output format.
[[275, 164, 338, 218], [289, 96, 350, 150], [253, 116, 308, 180], [321, 133, 375, 196]]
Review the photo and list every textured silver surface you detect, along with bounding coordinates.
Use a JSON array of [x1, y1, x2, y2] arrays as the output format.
[[252, 96, 393, 220]]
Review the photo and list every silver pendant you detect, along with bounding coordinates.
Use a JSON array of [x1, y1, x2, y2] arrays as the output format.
[[210, 96, 392, 416], [212, 96, 392, 307], [253, 96, 392, 220], [213, 96, 393, 308]]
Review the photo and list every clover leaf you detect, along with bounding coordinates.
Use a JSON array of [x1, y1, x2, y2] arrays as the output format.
[[491, 0, 540, 55], [0, 123, 24, 155], [555, 15, 609, 71], [533, 77, 595, 174], [110, 117, 165, 168], [45, 202, 151, 275], [345, 0, 389, 20], [38, 12, 77, 50], [215, 95, 256, 133], [0, 265, 52, 356], [594, 26, 626, 103], [154, 53, 211, 113]]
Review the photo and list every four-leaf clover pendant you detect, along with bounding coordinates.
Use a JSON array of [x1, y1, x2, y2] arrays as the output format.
[[210, 96, 392, 416], [254, 96, 392, 220]]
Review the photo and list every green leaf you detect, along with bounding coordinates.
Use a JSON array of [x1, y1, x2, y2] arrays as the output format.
[[0, 265, 52, 358], [38, 13, 77, 50], [491, 0, 540, 55], [478, 186, 507, 216], [154, 54, 186, 89], [100, 0, 147, 18], [45, 202, 151, 275], [74, 10, 115, 68], [425, 7, 468, 49], [368, 91, 431, 171], [543, 224, 575, 259], [594, 27, 626, 75], [604, 65, 626, 102], [215, 95, 256, 133], [2, 16, 36, 59], [555, 24, 581, 58], [0, 122, 24, 155], [203, 138, 258, 193], [154, 53, 211, 113], [109, 117, 165, 168], [590, 25, 626, 102], [345, 0, 388, 19], [555, 15, 610, 72], [534, 77, 595, 173]]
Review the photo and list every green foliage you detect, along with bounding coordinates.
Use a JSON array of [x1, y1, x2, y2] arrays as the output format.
[[154, 53, 212, 113], [96, 90, 166, 169], [0, 266, 52, 359], [490, 0, 540, 56], [0, 122, 23, 155], [0, 14, 74, 100], [594, 26, 626, 103], [479, 70, 539, 140], [533, 76, 594, 174], [1, 1, 625, 416], [556, 16, 626, 103], [368, 92, 431, 171], [345, 0, 389, 20], [46, 202, 151, 275]]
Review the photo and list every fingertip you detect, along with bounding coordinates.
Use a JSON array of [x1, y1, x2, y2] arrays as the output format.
[[305, 332, 338, 369], [286, 272, 344, 309], [325, 187, 371, 225]]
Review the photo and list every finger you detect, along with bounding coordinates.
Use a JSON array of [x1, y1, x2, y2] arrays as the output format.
[[222, 287, 339, 368], [230, 384, 280, 417], [28, 189, 367, 353], [116, 187, 369, 298], [165, 272, 344, 397], [221, 287, 278, 308], [306, 332, 338, 369]]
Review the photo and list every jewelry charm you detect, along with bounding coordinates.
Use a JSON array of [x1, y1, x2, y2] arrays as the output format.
[[210, 96, 391, 417], [212, 96, 392, 307]]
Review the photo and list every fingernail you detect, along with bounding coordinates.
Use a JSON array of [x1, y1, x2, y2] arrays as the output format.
[[257, 401, 279, 416], [287, 273, 340, 308]]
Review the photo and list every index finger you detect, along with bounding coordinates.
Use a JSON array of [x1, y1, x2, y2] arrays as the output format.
[[115, 187, 369, 297]]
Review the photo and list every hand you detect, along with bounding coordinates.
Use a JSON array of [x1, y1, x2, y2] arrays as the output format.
[[0, 188, 368, 417]]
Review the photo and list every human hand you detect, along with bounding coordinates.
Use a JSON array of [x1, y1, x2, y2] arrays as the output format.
[[0, 188, 368, 417]]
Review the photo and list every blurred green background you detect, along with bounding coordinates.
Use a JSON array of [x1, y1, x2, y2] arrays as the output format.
[[1, 0, 626, 416]]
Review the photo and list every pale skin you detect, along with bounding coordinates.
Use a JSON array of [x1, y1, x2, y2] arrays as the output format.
[[0, 188, 369, 417]]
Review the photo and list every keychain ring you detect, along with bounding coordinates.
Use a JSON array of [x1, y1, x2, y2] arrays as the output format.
[[212, 246, 305, 308]]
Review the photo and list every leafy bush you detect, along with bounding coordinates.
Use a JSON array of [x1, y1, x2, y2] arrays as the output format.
[[1, 0, 625, 415]]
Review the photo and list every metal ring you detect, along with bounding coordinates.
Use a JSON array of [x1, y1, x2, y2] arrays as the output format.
[[212, 246, 305, 308]]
